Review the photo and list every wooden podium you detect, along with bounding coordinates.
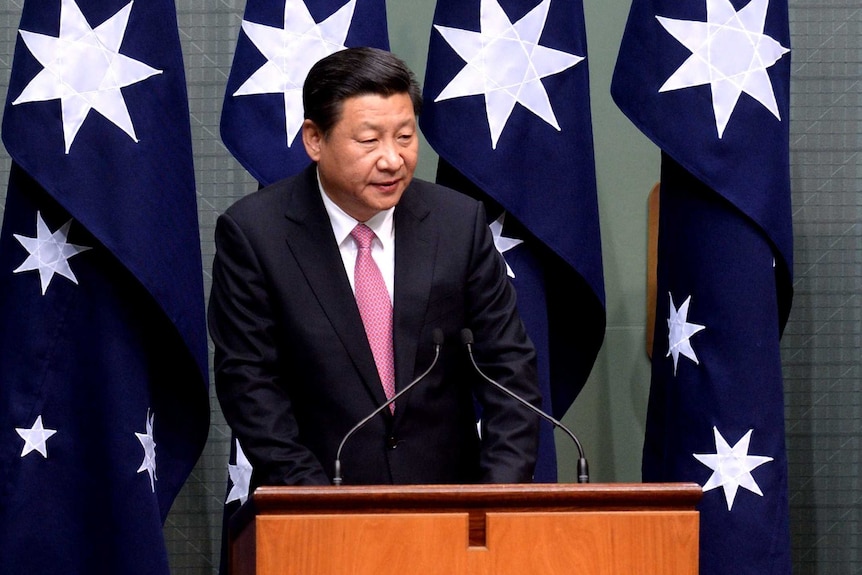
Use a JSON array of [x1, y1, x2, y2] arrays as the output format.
[[229, 483, 700, 575]]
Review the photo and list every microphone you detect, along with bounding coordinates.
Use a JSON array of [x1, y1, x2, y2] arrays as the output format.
[[332, 328, 445, 486], [460, 328, 590, 483]]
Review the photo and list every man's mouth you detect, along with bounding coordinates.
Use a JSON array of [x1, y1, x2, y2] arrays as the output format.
[[374, 179, 400, 192]]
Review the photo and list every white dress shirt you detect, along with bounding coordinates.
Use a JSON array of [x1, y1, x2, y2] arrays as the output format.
[[318, 174, 395, 303]]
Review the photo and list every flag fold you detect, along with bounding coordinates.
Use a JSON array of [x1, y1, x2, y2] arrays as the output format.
[[421, 0, 606, 481], [611, 0, 792, 571], [0, 0, 209, 572]]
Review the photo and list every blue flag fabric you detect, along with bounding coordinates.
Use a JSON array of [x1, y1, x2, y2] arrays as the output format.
[[220, 0, 390, 186], [611, 0, 793, 284], [611, 0, 792, 572], [0, 0, 210, 573], [420, 0, 605, 481]]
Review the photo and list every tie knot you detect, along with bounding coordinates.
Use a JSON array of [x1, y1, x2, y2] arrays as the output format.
[[351, 223, 376, 250]]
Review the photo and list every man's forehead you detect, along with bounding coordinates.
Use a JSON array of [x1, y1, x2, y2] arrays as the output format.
[[336, 93, 417, 122]]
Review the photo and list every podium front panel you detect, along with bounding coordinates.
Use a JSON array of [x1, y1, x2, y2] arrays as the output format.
[[231, 483, 701, 575]]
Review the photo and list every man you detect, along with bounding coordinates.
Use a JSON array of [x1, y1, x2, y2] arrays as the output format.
[[209, 47, 540, 488]]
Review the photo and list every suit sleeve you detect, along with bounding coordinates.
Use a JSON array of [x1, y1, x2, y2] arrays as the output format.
[[208, 212, 331, 486], [464, 202, 541, 483]]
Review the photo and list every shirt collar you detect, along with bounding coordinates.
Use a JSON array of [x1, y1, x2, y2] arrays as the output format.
[[317, 169, 395, 248]]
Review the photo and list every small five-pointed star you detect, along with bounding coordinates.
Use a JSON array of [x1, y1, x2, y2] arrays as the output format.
[[15, 415, 58, 458], [667, 292, 706, 375], [12, 0, 162, 153], [226, 439, 254, 505], [489, 213, 523, 278], [233, 0, 356, 147], [434, 0, 584, 149], [694, 426, 773, 510], [656, 0, 790, 138], [136, 409, 158, 492], [13, 211, 91, 295]]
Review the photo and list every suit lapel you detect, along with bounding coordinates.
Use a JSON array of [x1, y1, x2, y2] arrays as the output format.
[[392, 185, 435, 417], [281, 167, 390, 409]]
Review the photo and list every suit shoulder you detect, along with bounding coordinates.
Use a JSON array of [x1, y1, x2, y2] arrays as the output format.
[[222, 169, 312, 222], [406, 178, 482, 215]]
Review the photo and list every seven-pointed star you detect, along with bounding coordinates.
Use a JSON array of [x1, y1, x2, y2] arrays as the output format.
[[694, 426, 773, 510], [434, 0, 584, 149], [136, 409, 157, 492], [667, 292, 706, 375], [233, 0, 356, 147], [656, 0, 790, 138], [13, 211, 91, 296], [226, 439, 253, 505], [15, 415, 58, 458], [489, 212, 523, 278], [12, 0, 162, 153]]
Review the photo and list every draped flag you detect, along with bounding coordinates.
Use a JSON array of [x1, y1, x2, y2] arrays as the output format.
[[218, 1, 389, 569], [0, 0, 210, 573], [611, 0, 792, 572], [420, 0, 605, 481], [220, 0, 390, 185]]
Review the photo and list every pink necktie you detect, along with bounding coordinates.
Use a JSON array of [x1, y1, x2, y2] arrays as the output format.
[[351, 223, 396, 411]]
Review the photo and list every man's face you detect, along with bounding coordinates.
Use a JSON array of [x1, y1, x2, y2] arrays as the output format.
[[302, 92, 419, 222]]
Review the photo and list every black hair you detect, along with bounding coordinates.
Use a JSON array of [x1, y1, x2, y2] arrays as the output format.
[[303, 47, 423, 136]]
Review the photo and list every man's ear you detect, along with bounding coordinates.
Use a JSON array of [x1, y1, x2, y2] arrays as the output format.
[[302, 119, 323, 162]]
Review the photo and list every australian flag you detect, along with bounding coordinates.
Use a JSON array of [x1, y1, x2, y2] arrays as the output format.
[[420, 0, 605, 482], [611, 0, 793, 572], [0, 0, 210, 573], [220, 0, 390, 185]]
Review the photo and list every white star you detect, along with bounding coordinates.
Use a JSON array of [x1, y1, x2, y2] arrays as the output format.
[[13, 211, 91, 296], [226, 439, 253, 505], [694, 426, 773, 510], [433, 0, 584, 149], [489, 212, 523, 278], [15, 415, 58, 458], [656, 0, 790, 138], [233, 0, 356, 147], [136, 409, 157, 492], [12, 0, 162, 153], [667, 293, 706, 375], [665, 292, 705, 375]]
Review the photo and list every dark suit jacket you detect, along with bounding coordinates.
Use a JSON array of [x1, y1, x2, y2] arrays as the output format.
[[209, 164, 540, 487]]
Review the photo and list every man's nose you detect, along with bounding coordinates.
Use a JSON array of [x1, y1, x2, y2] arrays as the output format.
[[376, 139, 403, 170]]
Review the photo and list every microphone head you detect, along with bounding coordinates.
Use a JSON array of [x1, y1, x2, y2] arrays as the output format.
[[432, 328, 444, 346], [460, 328, 474, 345]]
